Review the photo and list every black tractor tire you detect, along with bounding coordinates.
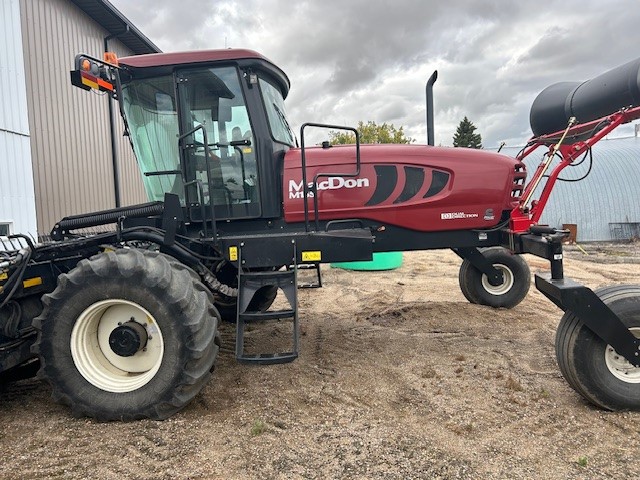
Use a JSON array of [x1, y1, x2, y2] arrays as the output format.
[[212, 260, 278, 322], [216, 284, 278, 322], [0, 359, 40, 383], [555, 285, 640, 411], [33, 249, 220, 421], [458, 259, 482, 305], [458, 247, 530, 309]]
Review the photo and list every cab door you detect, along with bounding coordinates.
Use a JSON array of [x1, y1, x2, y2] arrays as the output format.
[[176, 66, 261, 221]]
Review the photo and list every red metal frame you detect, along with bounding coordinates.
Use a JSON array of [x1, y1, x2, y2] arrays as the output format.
[[509, 106, 640, 232]]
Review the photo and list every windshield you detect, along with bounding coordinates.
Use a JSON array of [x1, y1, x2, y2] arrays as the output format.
[[121, 67, 260, 219], [260, 78, 295, 146]]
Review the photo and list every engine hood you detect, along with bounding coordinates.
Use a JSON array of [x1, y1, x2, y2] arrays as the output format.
[[282, 144, 524, 232], [286, 143, 516, 166]]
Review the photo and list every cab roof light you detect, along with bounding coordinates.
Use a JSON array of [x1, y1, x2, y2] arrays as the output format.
[[104, 52, 119, 66]]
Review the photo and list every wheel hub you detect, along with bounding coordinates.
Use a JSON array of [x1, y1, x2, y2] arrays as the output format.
[[605, 327, 640, 383], [481, 264, 514, 296], [71, 299, 164, 393], [109, 320, 148, 357]]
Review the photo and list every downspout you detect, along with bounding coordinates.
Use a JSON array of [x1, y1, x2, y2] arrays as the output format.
[[104, 26, 129, 207]]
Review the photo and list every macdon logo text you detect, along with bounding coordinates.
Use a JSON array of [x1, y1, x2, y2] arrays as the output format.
[[288, 177, 370, 199]]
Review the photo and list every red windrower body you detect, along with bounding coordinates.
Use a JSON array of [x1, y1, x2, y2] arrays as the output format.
[[283, 144, 523, 232]]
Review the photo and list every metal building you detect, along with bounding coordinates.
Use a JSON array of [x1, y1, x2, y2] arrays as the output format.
[[1, 0, 159, 239], [0, 0, 37, 238], [501, 135, 640, 241]]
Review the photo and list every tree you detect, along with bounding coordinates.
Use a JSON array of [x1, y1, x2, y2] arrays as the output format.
[[452, 117, 482, 149], [329, 121, 414, 145]]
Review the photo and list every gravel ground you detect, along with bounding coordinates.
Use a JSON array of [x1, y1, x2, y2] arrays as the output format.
[[1, 241, 640, 479]]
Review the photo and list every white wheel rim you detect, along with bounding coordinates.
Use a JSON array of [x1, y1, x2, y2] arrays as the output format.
[[480, 264, 514, 296], [605, 327, 640, 383], [70, 299, 164, 393]]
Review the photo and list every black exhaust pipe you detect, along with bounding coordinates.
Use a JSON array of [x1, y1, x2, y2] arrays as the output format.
[[530, 57, 640, 136], [426, 70, 438, 145]]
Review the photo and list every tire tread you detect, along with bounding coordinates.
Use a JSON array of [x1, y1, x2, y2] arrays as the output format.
[[33, 249, 219, 421]]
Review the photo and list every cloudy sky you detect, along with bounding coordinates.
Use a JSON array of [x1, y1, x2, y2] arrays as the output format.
[[110, 0, 640, 148]]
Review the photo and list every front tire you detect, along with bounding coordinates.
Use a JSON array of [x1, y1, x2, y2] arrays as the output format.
[[555, 285, 640, 410], [458, 247, 530, 308], [34, 249, 219, 420]]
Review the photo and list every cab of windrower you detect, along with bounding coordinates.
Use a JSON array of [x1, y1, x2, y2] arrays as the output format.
[[71, 49, 295, 224]]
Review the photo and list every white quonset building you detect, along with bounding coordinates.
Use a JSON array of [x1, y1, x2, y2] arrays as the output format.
[[1, 0, 157, 240], [501, 135, 640, 242]]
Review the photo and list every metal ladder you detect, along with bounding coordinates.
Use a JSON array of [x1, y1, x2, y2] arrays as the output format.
[[235, 246, 299, 365], [292, 262, 322, 289]]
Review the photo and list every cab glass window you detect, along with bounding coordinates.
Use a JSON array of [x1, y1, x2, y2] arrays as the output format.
[[180, 66, 260, 218], [260, 78, 295, 146], [121, 76, 183, 204]]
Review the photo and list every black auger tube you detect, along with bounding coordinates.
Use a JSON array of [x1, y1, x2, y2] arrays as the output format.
[[530, 57, 640, 136]]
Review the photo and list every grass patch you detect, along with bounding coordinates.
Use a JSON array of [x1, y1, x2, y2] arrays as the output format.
[[536, 388, 550, 400], [577, 456, 588, 467], [251, 419, 266, 436]]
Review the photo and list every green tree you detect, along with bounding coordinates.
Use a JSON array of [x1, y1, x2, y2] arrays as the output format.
[[452, 117, 482, 149], [329, 121, 414, 145]]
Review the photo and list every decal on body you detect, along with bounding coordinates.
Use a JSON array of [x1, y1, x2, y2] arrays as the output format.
[[289, 177, 370, 199], [440, 212, 479, 220]]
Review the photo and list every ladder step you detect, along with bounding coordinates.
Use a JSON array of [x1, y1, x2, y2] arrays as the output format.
[[242, 269, 293, 279], [237, 352, 298, 365], [236, 244, 299, 364], [290, 262, 322, 289], [292, 263, 317, 270], [239, 309, 295, 322]]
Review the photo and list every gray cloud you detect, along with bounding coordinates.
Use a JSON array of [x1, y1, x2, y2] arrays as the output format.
[[110, 0, 640, 147]]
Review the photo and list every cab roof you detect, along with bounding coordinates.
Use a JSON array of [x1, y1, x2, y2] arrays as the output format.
[[119, 48, 291, 98], [119, 48, 266, 68]]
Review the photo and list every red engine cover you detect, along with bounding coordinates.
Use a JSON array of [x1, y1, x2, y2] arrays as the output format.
[[283, 144, 522, 232]]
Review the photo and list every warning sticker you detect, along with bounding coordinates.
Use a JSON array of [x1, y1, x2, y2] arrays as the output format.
[[302, 251, 321, 262]]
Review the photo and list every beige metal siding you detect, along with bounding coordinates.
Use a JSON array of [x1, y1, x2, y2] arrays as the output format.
[[20, 0, 146, 235]]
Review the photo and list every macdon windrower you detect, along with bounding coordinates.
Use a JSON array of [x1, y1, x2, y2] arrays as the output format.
[[2, 50, 640, 420]]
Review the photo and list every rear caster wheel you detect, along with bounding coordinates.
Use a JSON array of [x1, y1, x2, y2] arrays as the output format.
[[555, 285, 640, 410], [458, 247, 530, 308]]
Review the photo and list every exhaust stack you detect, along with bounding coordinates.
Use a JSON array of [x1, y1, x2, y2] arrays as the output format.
[[426, 70, 438, 146]]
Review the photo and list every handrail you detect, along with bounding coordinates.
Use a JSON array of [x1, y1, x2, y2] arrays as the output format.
[[179, 124, 217, 240], [299, 123, 361, 232]]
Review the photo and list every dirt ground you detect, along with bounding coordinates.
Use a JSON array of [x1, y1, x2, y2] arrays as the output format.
[[2, 242, 640, 479]]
